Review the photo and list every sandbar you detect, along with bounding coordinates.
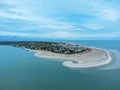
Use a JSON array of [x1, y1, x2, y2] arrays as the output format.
[[28, 47, 112, 68]]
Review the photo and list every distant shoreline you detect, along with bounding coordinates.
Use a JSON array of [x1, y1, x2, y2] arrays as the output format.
[[28, 47, 112, 68]]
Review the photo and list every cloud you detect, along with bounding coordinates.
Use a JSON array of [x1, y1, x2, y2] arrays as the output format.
[[82, 23, 103, 30], [0, 31, 120, 39], [0, 31, 34, 37], [0, 0, 81, 31], [97, 8, 120, 21], [0, 31, 77, 38], [0, 0, 120, 40]]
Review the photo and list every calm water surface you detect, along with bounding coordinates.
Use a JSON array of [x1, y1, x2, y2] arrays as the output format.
[[0, 40, 120, 90]]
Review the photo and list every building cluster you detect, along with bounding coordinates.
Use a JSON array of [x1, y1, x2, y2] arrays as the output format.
[[0, 41, 89, 54]]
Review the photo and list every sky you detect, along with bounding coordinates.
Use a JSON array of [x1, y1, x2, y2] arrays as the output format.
[[0, 0, 120, 40]]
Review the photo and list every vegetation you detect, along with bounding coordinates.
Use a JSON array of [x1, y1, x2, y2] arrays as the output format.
[[0, 41, 90, 54]]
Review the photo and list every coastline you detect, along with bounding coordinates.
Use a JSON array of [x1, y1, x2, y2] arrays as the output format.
[[27, 47, 112, 68], [63, 50, 112, 68]]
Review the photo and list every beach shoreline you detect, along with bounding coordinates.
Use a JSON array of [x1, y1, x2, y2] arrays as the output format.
[[63, 50, 112, 68], [27, 47, 112, 68]]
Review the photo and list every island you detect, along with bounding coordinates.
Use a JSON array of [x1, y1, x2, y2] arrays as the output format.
[[0, 41, 112, 68]]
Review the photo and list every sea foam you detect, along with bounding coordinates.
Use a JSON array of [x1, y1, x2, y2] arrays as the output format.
[[100, 50, 120, 70]]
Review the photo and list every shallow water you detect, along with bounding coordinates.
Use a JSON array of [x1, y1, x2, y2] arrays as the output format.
[[0, 40, 120, 90]]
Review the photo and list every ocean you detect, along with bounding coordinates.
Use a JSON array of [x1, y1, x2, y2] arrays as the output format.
[[0, 40, 120, 90]]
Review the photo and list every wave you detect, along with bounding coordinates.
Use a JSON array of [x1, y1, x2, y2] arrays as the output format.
[[100, 50, 120, 70]]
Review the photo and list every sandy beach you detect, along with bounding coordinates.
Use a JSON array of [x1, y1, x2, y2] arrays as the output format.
[[28, 48, 112, 68]]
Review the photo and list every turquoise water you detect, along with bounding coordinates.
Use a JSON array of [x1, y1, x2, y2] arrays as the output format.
[[0, 40, 120, 90]]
